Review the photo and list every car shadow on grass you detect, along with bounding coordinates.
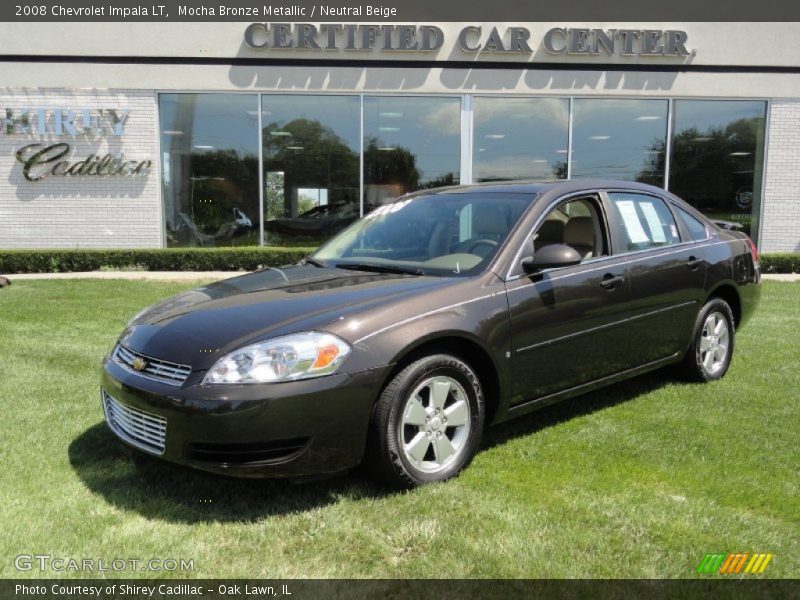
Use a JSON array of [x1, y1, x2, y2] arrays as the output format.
[[69, 369, 679, 523], [481, 368, 677, 450], [68, 422, 389, 524]]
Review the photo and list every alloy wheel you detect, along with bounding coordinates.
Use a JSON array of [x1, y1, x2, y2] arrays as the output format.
[[699, 310, 730, 376], [397, 375, 472, 474]]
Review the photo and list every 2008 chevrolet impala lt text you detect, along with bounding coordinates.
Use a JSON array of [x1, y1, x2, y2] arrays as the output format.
[[101, 180, 760, 487]]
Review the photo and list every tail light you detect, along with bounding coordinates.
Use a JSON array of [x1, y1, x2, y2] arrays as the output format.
[[746, 236, 759, 267]]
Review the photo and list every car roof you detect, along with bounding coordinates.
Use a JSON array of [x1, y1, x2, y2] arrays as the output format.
[[423, 178, 669, 196]]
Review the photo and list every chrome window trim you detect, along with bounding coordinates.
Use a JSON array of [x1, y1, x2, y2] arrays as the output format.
[[506, 238, 737, 292], [605, 187, 712, 243], [504, 188, 609, 282], [669, 202, 712, 243], [505, 189, 605, 281], [605, 188, 686, 250], [505, 187, 716, 283]]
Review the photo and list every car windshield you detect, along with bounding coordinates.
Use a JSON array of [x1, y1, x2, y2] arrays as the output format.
[[312, 192, 535, 276]]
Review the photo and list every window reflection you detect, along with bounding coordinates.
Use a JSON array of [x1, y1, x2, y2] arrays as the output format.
[[160, 94, 259, 247], [363, 96, 461, 207], [669, 100, 766, 242], [158, 94, 768, 250], [571, 99, 668, 186], [262, 95, 360, 247], [473, 97, 569, 182]]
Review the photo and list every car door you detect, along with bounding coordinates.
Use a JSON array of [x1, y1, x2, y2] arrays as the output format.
[[504, 193, 634, 406], [604, 191, 707, 366]]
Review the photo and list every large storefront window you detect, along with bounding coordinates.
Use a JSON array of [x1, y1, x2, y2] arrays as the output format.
[[571, 99, 668, 186], [160, 94, 259, 247], [669, 100, 767, 242], [473, 97, 569, 182], [158, 93, 769, 250], [261, 95, 360, 247], [363, 96, 461, 207]]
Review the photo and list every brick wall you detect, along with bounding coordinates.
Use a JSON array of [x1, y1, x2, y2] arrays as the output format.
[[761, 101, 800, 253], [0, 88, 161, 249]]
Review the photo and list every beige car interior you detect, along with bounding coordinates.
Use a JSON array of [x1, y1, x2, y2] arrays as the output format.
[[533, 197, 606, 260]]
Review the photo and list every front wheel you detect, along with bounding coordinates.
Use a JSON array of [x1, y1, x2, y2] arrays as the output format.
[[365, 353, 485, 488], [680, 298, 736, 382]]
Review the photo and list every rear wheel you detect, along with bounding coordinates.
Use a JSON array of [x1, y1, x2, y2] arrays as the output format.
[[680, 298, 735, 382], [366, 353, 484, 488]]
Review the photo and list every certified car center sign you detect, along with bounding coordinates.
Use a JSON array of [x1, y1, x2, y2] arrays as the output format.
[[244, 23, 692, 57], [5, 107, 152, 182]]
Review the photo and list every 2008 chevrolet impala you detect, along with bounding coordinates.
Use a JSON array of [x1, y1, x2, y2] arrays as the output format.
[[101, 180, 760, 488]]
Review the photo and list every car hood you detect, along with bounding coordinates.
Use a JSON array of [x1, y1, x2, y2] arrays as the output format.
[[119, 264, 454, 371]]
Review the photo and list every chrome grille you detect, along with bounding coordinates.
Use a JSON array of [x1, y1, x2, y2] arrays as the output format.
[[114, 345, 191, 386], [102, 391, 167, 455]]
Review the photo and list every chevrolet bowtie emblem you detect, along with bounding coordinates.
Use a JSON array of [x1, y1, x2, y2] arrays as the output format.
[[131, 357, 148, 371]]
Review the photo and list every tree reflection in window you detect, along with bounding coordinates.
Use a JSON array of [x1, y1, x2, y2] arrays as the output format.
[[669, 101, 766, 241], [363, 96, 461, 207], [160, 94, 260, 248], [261, 96, 360, 247]]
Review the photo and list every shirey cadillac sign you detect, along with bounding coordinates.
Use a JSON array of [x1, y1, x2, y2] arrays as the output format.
[[4, 107, 152, 182], [244, 23, 692, 56]]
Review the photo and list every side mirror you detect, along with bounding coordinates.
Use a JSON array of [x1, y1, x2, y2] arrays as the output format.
[[521, 243, 582, 273]]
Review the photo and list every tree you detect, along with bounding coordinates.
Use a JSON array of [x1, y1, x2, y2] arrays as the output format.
[[363, 137, 420, 192], [264, 171, 285, 220], [634, 138, 666, 187], [188, 149, 259, 238], [421, 172, 457, 189], [667, 118, 761, 216], [635, 116, 762, 236], [263, 118, 359, 218]]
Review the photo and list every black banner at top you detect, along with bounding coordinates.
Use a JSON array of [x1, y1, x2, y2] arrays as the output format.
[[1, 0, 800, 21]]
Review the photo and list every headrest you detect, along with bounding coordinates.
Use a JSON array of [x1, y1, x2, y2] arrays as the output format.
[[537, 219, 564, 244], [564, 216, 595, 248]]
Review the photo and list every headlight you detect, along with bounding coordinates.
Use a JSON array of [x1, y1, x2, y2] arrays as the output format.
[[203, 332, 351, 385]]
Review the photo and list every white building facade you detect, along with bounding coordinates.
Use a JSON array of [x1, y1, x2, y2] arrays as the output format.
[[0, 22, 798, 252]]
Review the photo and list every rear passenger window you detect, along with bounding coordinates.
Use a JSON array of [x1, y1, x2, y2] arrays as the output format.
[[608, 193, 681, 252], [675, 206, 709, 241]]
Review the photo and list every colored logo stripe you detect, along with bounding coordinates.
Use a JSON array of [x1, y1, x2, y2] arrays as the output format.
[[745, 553, 773, 574], [697, 553, 773, 575], [720, 553, 748, 574], [697, 554, 726, 574]]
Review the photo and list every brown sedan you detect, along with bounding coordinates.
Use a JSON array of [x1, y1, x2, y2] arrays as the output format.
[[101, 180, 760, 488]]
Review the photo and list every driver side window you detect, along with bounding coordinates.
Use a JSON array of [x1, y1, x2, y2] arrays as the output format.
[[533, 196, 608, 261]]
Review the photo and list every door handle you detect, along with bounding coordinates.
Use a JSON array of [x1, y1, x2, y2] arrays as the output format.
[[599, 274, 625, 290], [687, 256, 703, 270]]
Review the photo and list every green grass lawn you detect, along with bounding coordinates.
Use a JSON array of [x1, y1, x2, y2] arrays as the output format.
[[0, 280, 797, 579]]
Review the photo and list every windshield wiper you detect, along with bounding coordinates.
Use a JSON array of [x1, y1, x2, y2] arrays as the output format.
[[335, 263, 425, 276], [302, 256, 327, 268]]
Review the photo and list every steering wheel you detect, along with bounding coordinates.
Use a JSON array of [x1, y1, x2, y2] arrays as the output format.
[[465, 239, 498, 254]]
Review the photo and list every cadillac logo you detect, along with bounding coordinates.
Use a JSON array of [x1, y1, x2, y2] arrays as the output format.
[[131, 357, 148, 372]]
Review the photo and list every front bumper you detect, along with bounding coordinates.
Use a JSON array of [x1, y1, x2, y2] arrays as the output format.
[[100, 357, 386, 478]]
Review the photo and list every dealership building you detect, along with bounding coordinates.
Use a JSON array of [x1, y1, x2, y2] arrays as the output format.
[[0, 22, 798, 252]]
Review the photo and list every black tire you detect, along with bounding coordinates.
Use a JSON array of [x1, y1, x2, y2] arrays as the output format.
[[365, 353, 485, 489], [679, 297, 736, 382]]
